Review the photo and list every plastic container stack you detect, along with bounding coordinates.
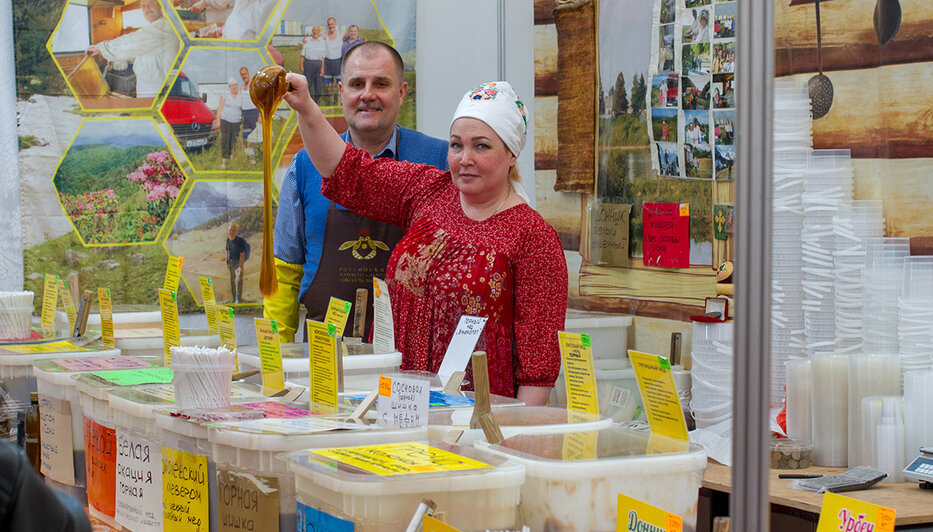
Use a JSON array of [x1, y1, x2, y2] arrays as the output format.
[[904, 370, 933, 470], [863, 237, 909, 356], [689, 321, 733, 428], [771, 80, 812, 406], [898, 256, 933, 375], [810, 354, 849, 466], [832, 200, 884, 353], [860, 395, 905, 473], [846, 354, 900, 467]]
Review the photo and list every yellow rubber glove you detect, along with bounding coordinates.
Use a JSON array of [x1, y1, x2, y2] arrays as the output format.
[[263, 258, 303, 343]]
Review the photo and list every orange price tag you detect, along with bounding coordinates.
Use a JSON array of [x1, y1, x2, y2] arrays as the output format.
[[667, 514, 683, 531], [679, 203, 689, 216], [877, 507, 896, 530], [379, 376, 392, 397], [373, 279, 381, 297]]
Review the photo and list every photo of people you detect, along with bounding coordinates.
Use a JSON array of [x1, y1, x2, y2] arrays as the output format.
[[657, 142, 681, 177], [684, 110, 710, 145], [712, 73, 735, 108], [658, 24, 675, 71], [170, 0, 280, 41], [161, 47, 285, 173], [713, 41, 736, 74], [54, 118, 184, 245], [715, 145, 736, 179], [686, 0, 711, 7], [682, 7, 711, 44], [660, 0, 676, 24], [684, 142, 712, 179], [49, 0, 182, 110], [714, 3, 736, 40], [714, 110, 735, 145], [682, 42, 710, 75], [164, 181, 268, 305], [651, 73, 679, 108], [681, 74, 710, 110], [651, 108, 678, 143]]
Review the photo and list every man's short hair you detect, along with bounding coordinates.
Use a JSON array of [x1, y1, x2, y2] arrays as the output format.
[[340, 41, 404, 84]]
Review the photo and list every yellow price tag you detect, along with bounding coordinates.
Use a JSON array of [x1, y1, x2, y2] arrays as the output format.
[[323, 297, 352, 337], [308, 442, 491, 476], [306, 319, 338, 408], [254, 318, 284, 393], [679, 203, 689, 216], [628, 350, 688, 441], [216, 306, 238, 371], [57, 279, 77, 332], [162, 447, 209, 531], [198, 277, 218, 335], [816, 492, 895, 532], [423, 515, 462, 532], [559, 331, 599, 415], [617, 493, 682, 532], [2, 340, 89, 354], [164, 255, 183, 292], [97, 288, 114, 348], [158, 288, 180, 364], [41, 274, 58, 335]]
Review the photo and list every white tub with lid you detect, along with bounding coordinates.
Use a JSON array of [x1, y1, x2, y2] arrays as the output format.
[[477, 427, 708, 531], [564, 309, 633, 360], [209, 416, 426, 532], [427, 405, 611, 444], [286, 440, 524, 531], [551, 358, 645, 422], [238, 342, 402, 392], [112, 327, 220, 358]]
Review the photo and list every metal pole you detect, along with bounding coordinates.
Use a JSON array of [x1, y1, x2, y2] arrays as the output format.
[[733, 0, 773, 529]]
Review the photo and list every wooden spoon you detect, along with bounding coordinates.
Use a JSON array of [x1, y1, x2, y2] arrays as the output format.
[[249, 65, 289, 297]]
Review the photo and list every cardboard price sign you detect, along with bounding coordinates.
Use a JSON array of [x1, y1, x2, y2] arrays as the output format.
[[162, 447, 209, 531], [376, 376, 430, 429], [84, 415, 117, 517], [98, 288, 115, 347], [306, 320, 339, 408], [158, 288, 181, 364], [816, 492, 895, 532], [41, 274, 58, 335], [164, 255, 184, 292], [586, 202, 631, 266], [642, 202, 690, 268], [628, 350, 688, 441], [254, 319, 285, 393], [558, 332, 599, 415], [198, 277, 218, 335]]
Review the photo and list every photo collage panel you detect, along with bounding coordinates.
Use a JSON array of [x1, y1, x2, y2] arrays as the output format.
[[650, 0, 736, 180]]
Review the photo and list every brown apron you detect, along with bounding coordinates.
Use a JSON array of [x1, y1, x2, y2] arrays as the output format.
[[302, 201, 403, 339]]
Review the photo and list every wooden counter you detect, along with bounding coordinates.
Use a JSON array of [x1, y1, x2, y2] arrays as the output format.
[[700, 461, 933, 530]]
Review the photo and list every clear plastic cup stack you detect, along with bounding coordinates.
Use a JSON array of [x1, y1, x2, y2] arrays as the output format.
[[832, 201, 884, 353], [898, 256, 933, 376], [690, 321, 734, 428], [863, 237, 909, 356]]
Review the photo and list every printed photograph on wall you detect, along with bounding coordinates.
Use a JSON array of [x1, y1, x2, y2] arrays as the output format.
[[681, 6, 710, 44], [681, 74, 710, 110], [170, 0, 280, 42]]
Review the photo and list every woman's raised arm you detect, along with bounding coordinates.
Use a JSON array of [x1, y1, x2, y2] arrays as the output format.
[[282, 72, 347, 177]]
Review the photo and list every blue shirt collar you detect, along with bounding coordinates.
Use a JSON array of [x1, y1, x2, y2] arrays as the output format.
[[346, 126, 398, 160]]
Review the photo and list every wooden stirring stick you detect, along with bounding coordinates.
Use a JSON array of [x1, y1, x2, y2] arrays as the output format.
[[352, 288, 368, 338], [469, 351, 491, 429]]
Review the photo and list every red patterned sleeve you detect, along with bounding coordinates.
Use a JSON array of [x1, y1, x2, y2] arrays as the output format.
[[321, 143, 448, 227], [511, 212, 568, 387]]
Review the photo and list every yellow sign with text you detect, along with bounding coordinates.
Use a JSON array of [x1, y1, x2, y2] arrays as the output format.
[[628, 350, 688, 441], [617, 493, 682, 532], [307, 320, 338, 408], [164, 256, 183, 292], [97, 288, 114, 348], [216, 306, 238, 371], [2, 340, 89, 354], [559, 331, 599, 415], [198, 277, 218, 335], [324, 297, 352, 336], [57, 279, 77, 332], [41, 274, 58, 335], [162, 447, 209, 531], [254, 318, 284, 393], [423, 516, 462, 532], [816, 492, 895, 532], [158, 288, 180, 364], [308, 442, 492, 476]]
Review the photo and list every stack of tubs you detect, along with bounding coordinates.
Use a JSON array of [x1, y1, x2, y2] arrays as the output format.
[[114, 328, 221, 357], [690, 321, 733, 428]]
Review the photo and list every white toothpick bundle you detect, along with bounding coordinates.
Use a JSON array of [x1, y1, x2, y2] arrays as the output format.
[[0, 291, 34, 340], [171, 345, 235, 409]]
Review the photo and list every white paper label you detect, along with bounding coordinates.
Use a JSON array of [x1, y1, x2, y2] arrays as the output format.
[[437, 315, 488, 385], [372, 277, 395, 354], [39, 396, 76, 484], [115, 429, 162, 532], [377, 376, 430, 429]]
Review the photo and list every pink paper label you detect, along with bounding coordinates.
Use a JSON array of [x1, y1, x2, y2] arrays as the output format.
[[642, 202, 691, 268], [52, 356, 155, 372], [238, 401, 311, 418]]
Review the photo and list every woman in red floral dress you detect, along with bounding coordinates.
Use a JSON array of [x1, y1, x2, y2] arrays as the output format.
[[284, 70, 567, 405]]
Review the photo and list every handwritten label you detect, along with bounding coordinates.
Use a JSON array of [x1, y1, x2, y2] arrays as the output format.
[[216, 469, 280, 532], [41, 274, 58, 335], [617, 493, 683, 532], [254, 319, 284, 393], [58, 279, 77, 331], [816, 492, 895, 532], [559, 332, 600, 415], [90, 368, 174, 387], [216, 306, 238, 371], [159, 288, 180, 364], [424, 515, 462, 532], [377, 376, 430, 429], [324, 297, 353, 337], [587, 202, 632, 266], [162, 447, 209, 531], [307, 442, 491, 476], [98, 288, 115, 347], [40, 396, 75, 484], [628, 350, 688, 441], [642, 202, 690, 268], [297, 502, 354, 532], [115, 429, 162, 532], [53, 356, 155, 372], [236, 402, 311, 418], [84, 415, 117, 517], [1, 340, 89, 354], [164, 256, 184, 292], [306, 320, 339, 408], [198, 277, 218, 336], [372, 277, 395, 354], [437, 315, 488, 385]]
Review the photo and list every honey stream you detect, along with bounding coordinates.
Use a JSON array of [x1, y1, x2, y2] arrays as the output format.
[[250, 66, 289, 296]]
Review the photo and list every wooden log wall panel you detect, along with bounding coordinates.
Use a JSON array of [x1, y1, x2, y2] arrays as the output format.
[[535, 25, 558, 95], [535, 0, 556, 24], [775, 0, 933, 75], [579, 262, 717, 306], [781, 65, 933, 159], [535, 169, 584, 248], [535, 96, 558, 169], [851, 158, 933, 236], [554, 0, 596, 192]]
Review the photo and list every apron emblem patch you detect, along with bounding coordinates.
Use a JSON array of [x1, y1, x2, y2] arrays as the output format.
[[339, 228, 390, 260]]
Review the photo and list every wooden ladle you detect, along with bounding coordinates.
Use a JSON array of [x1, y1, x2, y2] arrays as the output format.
[[249, 65, 289, 297]]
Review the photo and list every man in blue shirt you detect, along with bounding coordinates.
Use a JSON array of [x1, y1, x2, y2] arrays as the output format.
[[265, 42, 448, 341]]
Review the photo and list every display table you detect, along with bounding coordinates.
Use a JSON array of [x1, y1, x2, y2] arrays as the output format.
[[699, 461, 933, 531]]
